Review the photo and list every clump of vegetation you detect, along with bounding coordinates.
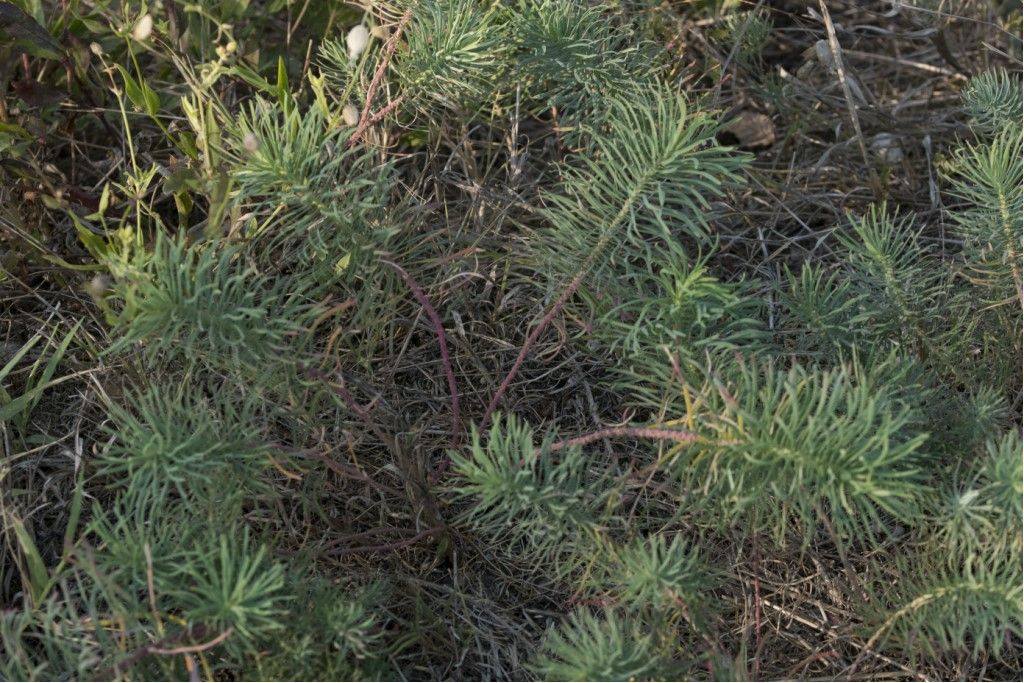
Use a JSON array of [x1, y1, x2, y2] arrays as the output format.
[[1, 0, 1020, 680]]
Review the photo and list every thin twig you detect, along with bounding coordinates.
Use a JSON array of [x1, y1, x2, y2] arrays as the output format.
[[348, 9, 412, 147], [817, 0, 880, 197], [150, 629, 233, 656], [753, 536, 763, 677], [304, 366, 396, 451], [329, 525, 444, 556], [95, 625, 219, 681], [287, 446, 404, 495], [760, 600, 927, 681], [545, 426, 699, 454]]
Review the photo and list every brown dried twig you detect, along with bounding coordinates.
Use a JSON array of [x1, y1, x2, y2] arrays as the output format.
[[382, 258, 462, 448], [817, 0, 880, 196], [328, 525, 444, 557], [347, 9, 412, 147], [95, 626, 227, 681], [545, 426, 699, 454]]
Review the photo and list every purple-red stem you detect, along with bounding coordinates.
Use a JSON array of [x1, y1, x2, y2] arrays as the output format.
[[479, 268, 589, 432], [383, 259, 461, 447]]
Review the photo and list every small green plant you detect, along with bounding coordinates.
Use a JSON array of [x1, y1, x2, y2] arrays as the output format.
[[531, 609, 676, 682], [451, 414, 606, 560], [105, 233, 315, 368], [962, 68, 1024, 134]]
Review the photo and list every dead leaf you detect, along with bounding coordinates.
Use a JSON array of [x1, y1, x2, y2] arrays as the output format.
[[12, 79, 64, 107], [0, 2, 62, 59], [723, 111, 775, 149]]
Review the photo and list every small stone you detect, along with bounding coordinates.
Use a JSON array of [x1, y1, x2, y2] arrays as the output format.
[[723, 111, 775, 149], [871, 133, 904, 165]]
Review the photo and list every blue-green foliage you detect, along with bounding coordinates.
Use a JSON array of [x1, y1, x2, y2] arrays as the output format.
[[532, 609, 677, 681], [105, 233, 313, 367]]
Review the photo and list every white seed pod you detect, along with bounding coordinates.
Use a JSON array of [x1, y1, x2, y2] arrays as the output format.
[[133, 14, 153, 42], [347, 25, 370, 63], [342, 104, 360, 127], [243, 132, 260, 153]]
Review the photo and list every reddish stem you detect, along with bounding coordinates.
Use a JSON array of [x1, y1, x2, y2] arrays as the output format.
[[348, 9, 412, 147], [480, 267, 589, 432], [383, 259, 461, 447], [545, 426, 698, 454]]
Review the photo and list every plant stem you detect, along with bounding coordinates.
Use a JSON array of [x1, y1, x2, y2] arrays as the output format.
[[382, 258, 461, 447]]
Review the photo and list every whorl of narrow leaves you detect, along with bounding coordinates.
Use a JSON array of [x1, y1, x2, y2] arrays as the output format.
[[450, 415, 603, 555], [836, 203, 953, 355], [98, 388, 268, 501], [980, 431, 1024, 526], [943, 124, 1024, 305], [250, 578, 388, 680], [541, 84, 747, 281], [165, 531, 287, 654], [531, 609, 676, 682], [391, 0, 509, 114], [105, 234, 312, 367], [865, 551, 1023, 662], [598, 249, 765, 360], [85, 503, 287, 660], [257, 581, 389, 680], [612, 535, 711, 616], [511, 0, 653, 121], [673, 358, 928, 544], [0, 598, 109, 680], [86, 490, 184, 595], [961, 68, 1023, 135], [228, 99, 396, 279], [779, 262, 867, 359], [718, 8, 772, 68], [927, 426, 1022, 563]]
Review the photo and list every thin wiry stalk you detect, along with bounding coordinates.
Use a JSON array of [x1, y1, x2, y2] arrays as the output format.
[[382, 258, 462, 447]]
